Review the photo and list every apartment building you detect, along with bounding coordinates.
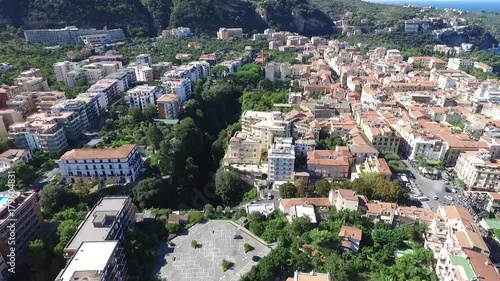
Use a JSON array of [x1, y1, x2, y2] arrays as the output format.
[[474, 62, 493, 72], [7, 91, 66, 116], [398, 125, 447, 161], [163, 61, 210, 83], [126, 85, 163, 111], [329, 189, 363, 212], [106, 68, 136, 92], [447, 58, 473, 70], [27, 112, 83, 142], [24, 26, 124, 45], [408, 56, 447, 70], [86, 79, 119, 110], [223, 131, 262, 165], [0, 192, 44, 264], [404, 20, 419, 33], [268, 137, 295, 184], [474, 82, 500, 104], [58, 145, 142, 184], [157, 94, 181, 119], [241, 110, 291, 147], [162, 27, 192, 38], [162, 78, 192, 102], [63, 196, 135, 258], [358, 112, 401, 153], [136, 54, 152, 66], [152, 62, 173, 80], [80, 33, 112, 46], [0, 149, 31, 173], [217, 28, 243, 40], [129, 65, 153, 82], [51, 96, 100, 129], [339, 225, 362, 254], [54, 61, 77, 82], [14, 76, 49, 92], [56, 241, 127, 281], [455, 150, 500, 191], [9, 119, 68, 154], [307, 148, 353, 179]]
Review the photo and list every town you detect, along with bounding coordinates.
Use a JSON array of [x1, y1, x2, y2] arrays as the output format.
[[0, 3, 499, 281]]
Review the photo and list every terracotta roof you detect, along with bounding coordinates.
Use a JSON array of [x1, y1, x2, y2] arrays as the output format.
[[307, 150, 352, 167], [464, 249, 500, 281], [337, 189, 357, 201], [339, 225, 362, 241], [443, 206, 475, 231], [156, 94, 179, 102], [60, 145, 136, 160], [488, 193, 500, 200], [455, 229, 489, 254], [280, 198, 331, 209]]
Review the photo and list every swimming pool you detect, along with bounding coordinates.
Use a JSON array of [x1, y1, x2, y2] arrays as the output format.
[[0, 196, 9, 206]]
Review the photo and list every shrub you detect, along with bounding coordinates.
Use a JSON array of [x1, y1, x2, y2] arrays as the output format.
[[191, 240, 198, 249], [188, 211, 204, 224], [244, 243, 253, 253], [222, 259, 234, 272]]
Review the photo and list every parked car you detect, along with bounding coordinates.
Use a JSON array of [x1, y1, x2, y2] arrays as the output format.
[[252, 256, 261, 262], [233, 234, 243, 239]]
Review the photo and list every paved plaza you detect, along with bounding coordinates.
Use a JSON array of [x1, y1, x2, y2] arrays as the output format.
[[153, 220, 272, 281]]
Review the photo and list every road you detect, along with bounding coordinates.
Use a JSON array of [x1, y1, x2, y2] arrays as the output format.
[[402, 160, 458, 211]]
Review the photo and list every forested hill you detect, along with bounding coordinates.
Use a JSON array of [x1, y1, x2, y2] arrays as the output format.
[[0, 0, 335, 37]]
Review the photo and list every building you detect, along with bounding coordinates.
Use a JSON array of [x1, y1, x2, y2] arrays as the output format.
[[80, 33, 112, 46], [162, 27, 192, 38], [136, 54, 152, 66], [126, 85, 162, 111], [279, 198, 330, 223], [217, 28, 243, 40], [339, 225, 362, 253], [474, 62, 493, 72], [404, 20, 420, 33], [106, 68, 136, 92], [287, 271, 332, 281], [55, 241, 127, 281], [455, 150, 500, 191], [358, 112, 401, 153], [24, 26, 124, 45], [162, 78, 192, 102], [156, 94, 181, 119], [0, 149, 31, 173], [51, 96, 100, 129], [348, 129, 379, 164], [27, 112, 83, 142], [86, 79, 119, 110], [447, 58, 473, 70], [268, 137, 295, 185], [7, 91, 66, 116], [63, 196, 135, 258], [14, 76, 49, 92], [9, 119, 68, 154], [0, 192, 44, 264], [329, 189, 363, 212], [58, 145, 142, 184], [353, 156, 392, 181], [224, 131, 262, 165], [54, 61, 77, 82], [307, 148, 353, 178], [407, 56, 446, 70], [129, 65, 153, 83]]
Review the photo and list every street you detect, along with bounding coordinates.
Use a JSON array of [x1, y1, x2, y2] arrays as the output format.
[[402, 160, 458, 211]]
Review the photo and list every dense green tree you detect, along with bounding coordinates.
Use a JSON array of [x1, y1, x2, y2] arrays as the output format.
[[279, 182, 298, 198], [146, 126, 163, 151], [343, 173, 407, 203], [39, 184, 78, 217], [215, 168, 246, 206], [143, 104, 158, 122], [132, 178, 164, 209], [314, 179, 331, 196], [295, 178, 308, 197]]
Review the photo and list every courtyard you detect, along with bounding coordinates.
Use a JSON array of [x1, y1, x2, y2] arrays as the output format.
[[153, 220, 272, 281]]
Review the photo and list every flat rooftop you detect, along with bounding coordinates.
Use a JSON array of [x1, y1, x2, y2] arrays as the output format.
[[59, 241, 117, 281], [65, 197, 130, 252]]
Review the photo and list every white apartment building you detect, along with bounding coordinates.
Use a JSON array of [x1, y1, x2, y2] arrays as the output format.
[[455, 150, 500, 191], [54, 61, 77, 82], [8, 119, 68, 154], [162, 27, 192, 38], [86, 79, 119, 110], [24, 26, 124, 45], [14, 76, 49, 92], [52, 95, 100, 129], [241, 110, 291, 147], [58, 144, 142, 184], [27, 112, 83, 142], [126, 85, 163, 111], [385, 49, 403, 63], [217, 28, 243, 40], [474, 82, 500, 104], [136, 54, 152, 66], [80, 33, 111, 46], [268, 137, 295, 184], [129, 65, 153, 82], [106, 68, 136, 92], [0, 149, 31, 173], [162, 78, 192, 102], [163, 61, 210, 83], [398, 126, 447, 161], [447, 58, 473, 70], [56, 241, 128, 281]]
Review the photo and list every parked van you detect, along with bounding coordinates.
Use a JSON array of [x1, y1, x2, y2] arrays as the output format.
[[417, 196, 429, 201]]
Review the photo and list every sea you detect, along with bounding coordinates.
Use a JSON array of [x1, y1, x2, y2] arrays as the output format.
[[363, 0, 500, 12]]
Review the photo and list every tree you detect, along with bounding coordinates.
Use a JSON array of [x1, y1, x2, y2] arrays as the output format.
[[210, 65, 229, 77], [295, 178, 308, 197], [345, 173, 407, 203], [279, 182, 298, 199], [191, 240, 198, 248], [215, 168, 245, 206], [0, 137, 13, 153], [39, 184, 78, 217], [204, 204, 216, 219], [146, 126, 163, 151], [128, 107, 144, 121], [314, 179, 331, 196], [143, 104, 158, 121], [132, 178, 163, 209]]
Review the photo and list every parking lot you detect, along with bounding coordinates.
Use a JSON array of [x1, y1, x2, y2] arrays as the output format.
[[152, 220, 272, 281]]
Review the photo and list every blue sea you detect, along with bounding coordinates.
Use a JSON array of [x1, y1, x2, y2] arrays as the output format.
[[364, 0, 500, 12]]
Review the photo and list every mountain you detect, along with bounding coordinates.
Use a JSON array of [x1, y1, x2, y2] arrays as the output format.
[[0, 0, 335, 37]]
